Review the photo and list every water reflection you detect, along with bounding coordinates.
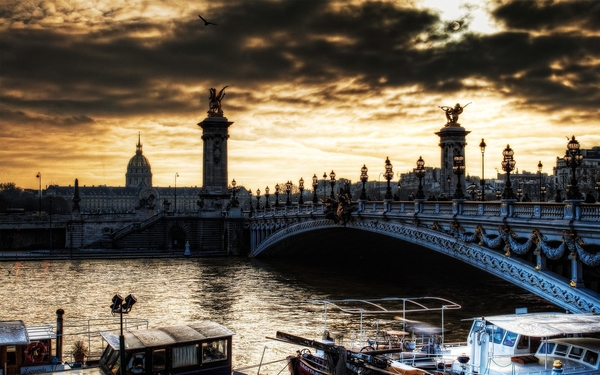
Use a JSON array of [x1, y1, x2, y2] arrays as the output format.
[[0, 252, 555, 373]]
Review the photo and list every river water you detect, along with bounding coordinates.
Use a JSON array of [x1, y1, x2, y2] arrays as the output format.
[[0, 250, 558, 374]]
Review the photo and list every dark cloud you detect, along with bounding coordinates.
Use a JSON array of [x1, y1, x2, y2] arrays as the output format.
[[1, 0, 599, 127]]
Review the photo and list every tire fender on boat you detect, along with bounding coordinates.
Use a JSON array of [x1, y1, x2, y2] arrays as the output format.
[[129, 353, 145, 374], [24, 342, 48, 363]]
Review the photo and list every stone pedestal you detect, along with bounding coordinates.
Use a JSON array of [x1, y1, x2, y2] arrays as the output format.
[[436, 123, 470, 197]]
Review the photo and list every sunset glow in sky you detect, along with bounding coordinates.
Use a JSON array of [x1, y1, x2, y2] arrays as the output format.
[[2, 0, 599, 191]]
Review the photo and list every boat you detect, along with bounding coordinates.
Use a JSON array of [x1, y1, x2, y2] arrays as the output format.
[[444, 311, 600, 374], [0, 313, 236, 375], [272, 297, 462, 375]]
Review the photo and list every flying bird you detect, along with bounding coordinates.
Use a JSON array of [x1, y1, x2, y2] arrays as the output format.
[[198, 15, 217, 26]]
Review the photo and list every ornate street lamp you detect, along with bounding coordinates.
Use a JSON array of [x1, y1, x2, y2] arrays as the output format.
[[452, 152, 465, 199], [360, 165, 368, 200], [397, 181, 402, 200], [298, 178, 305, 205], [413, 156, 426, 199], [495, 189, 502, 200], [111, 293, 137, 375], [231, 179, 238, 200], [564, 135, 584, 200], [537, 161, 544, 202], [275, 183, 280, 207], [329, 170, 336, 199], [517, 185, 523, 201], [541, 185, 547, 202], [36, 172, 42, 215], [285, 180, 292, 206], [467, 182, 477, 201], [264, 186, 270, 209], [312, 174, 319, 203], [479, 138, 486, 201], [501, 144, 516, 199], [322, 172, 327, 200], [384, 157, 394, 200], [174, 172, 179, 213], [256, 188, 261, 210]]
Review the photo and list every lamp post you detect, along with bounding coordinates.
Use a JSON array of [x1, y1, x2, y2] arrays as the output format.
[[360, 165, 368, 200], [322, 172, 327, 200], [413, 156, 426, 199], [517, 185, 523, 201], [312, 174, 319, 203], [537, 161, 544, 202], [564, 135, 584, 200], [480, 138, 486, 201], [467, 182, 477, 201], [231, 179, 237, 200], [275, 184, 280, 207], [329, 171, 336, 199], [495, 189, 502, 200], [397, 181, 402, 200], [298, 178, 304, 205], [264, 186, 270, 209], [541, 185, 547, 202], [174, 172, 179, 213], [384, 157, 394, 200], [36, 172, 42, 215], [501, 144, 516, 199], [285, 181, 292, 206], [256, 189, 261, 210], [49, 197, 53, 253], [446, 176, 451, 196], [111, 293, 137, 375], [452, 152, 465, 199]]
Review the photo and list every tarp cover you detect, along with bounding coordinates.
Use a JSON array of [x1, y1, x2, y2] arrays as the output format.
[[483, 313, 600, 337], [0, 320, 29, 345]]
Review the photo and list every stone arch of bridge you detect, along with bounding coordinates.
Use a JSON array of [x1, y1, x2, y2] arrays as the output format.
[[166, 221, 191, 249], [252, 218, 600, 314]]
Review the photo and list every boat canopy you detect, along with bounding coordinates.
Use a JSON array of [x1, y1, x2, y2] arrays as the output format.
[[0, 321, 29, 346], [101, 321, 235, 351], [307, 297, 461, 314], [482, 313, 600, 337]]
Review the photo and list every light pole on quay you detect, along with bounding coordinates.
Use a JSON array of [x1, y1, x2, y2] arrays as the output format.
[[111, 293, 137, 375], [312, 174, 319, 203], [298, 178, 305, 205], [479, 138, 486, 201], [360, 165, 368, 200], [36, 172, 42, 215], [174, 172, 179, 213]]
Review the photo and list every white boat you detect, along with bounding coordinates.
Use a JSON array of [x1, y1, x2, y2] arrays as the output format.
[[445, 311, 600, 375]]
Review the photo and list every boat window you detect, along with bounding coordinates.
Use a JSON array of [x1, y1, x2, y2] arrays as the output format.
[[152, 349, 166, 372], [492, 328, 505, 344], [173, 344, 199, 368], [202, 340, 228, 363], [516, 335, 529, 349], [7, 346, 16, 365], [568, 346, 583, 360], [583, 350, 598, 366], [503, 331, 518, 347], [554, 344, 569, 356], [538, 342, 556, 354]]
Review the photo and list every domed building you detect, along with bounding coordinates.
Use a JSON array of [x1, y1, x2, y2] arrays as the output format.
[[126, 133, 152, 187]]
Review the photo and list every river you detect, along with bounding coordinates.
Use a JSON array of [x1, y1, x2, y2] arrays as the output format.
[[0, 249, 557, 374]]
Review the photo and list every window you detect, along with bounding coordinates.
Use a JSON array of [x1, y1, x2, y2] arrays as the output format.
[[492, 327, 505, 344], [538, 342, 555, 354], [569, 346, 583, 360], [173, 345, 198, 368], [7, 345, 16, 365], [202, 340, 227, 363], [583, 350, 598, 366], [554, 344, 569, 356], [152, 349, 166, 372], [503, 331, 518, 347]]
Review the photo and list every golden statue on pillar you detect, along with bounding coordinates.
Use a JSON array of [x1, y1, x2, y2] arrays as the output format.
[[439, 102, 470, 125], [208, 86, 228, 117]]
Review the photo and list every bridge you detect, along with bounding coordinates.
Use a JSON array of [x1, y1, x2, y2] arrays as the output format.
[[249, 198, 600, 314]]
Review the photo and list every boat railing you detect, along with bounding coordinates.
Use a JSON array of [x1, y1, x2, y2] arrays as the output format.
[[48, 317, 149, 362]]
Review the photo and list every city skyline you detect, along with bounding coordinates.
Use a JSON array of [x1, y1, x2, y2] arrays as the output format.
[[2, 0, 599, 191]]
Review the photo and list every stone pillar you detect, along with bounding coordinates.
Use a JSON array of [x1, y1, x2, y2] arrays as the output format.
[[436, 122, 470, 196], [198, 116, 233, 191]]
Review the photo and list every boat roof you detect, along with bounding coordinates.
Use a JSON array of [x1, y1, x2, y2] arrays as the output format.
[[482, 313, 600, 337], [0, 320, 55, 346], [101, 321, 234, 351], [306, 297, 461, 314]]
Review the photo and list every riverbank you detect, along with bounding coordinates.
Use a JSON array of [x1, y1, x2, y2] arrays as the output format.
[[0, 248, 230, 261]]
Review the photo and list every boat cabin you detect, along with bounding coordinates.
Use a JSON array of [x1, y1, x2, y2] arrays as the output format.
[[450, 312, 600, 374], [0, 320, 63, 375], [98, 321, 234, 375]]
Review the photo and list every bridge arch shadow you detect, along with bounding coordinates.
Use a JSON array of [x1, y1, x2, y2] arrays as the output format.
[[253, 219, 600, 313]]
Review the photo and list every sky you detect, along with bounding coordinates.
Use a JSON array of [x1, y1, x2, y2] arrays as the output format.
[[1, 0, 600, 191]]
